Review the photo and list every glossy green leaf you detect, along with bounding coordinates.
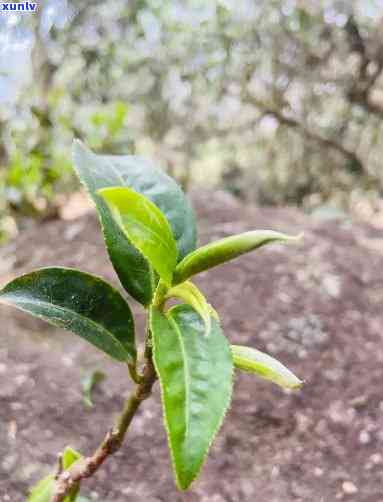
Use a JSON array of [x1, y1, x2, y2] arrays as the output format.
[[28, 447, 82, 502], [72, 140, 197, 305], [81, 370, 106, 408], [173, 230, 302, 284], [165, 281, 216, 336], [98, 187, 178, 286], [0, 267, 136, 363], [231, 345, 303, 389], [151, 305, 233, 490]]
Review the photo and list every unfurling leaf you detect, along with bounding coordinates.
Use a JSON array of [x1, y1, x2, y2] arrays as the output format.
[[231, 345, 303, 389], [72, 140, 197, 305], [151, 305, 233, 490], [28, 447, 82, 502], [165, 281, 215, 336], [62, 447, 82, 469], [173, 230, 302, 284], [62, 447, 82, 502], [98, 187, 178, 286], [0, 267, 136, 363], [81, 370, 106, 408]]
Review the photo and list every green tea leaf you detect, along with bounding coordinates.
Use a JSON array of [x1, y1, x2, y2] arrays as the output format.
[[28, 447, 82, 502], [28, 474, 55, 502], [72, 140, 197, 304], [231, 345, 303, 389], [99, 187, 178, 286], [165, 281, 215, 336], [0, 267, 135, 363], [62, 447, 82, 502], [81, 370, 106, 408], [62, 447, 82, 469], [173, 230, 302, 284], [151, 305, 233, 490]]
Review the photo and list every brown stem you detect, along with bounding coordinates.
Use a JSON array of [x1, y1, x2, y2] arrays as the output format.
[[50, 349, 157, 502]]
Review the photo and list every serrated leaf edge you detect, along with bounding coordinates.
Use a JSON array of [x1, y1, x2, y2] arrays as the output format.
[[72, 140, 155, 305], [97, 185, 178, 286], [150, 307, 234, 490]]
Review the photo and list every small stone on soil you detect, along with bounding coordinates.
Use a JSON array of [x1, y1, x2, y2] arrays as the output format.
[[342, 481, 358, 495]]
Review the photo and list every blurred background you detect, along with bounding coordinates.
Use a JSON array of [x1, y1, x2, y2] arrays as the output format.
[[2, 2, 383, 501], [1, 0, 383, 243]]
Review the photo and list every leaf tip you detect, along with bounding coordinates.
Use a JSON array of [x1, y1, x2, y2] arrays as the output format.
[[289, 377, 304, 390], [276, 231, 304, 246], [293, 231, 305, 243], [176, 477, 193, 491]]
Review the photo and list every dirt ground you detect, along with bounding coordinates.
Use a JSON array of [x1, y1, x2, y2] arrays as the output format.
[[1, 190, 383, 502]]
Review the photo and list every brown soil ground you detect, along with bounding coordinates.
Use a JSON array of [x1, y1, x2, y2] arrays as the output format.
[[1, 190, 383, 502]]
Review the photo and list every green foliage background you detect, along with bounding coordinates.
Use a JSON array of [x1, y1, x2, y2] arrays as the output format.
[[1, 0, 383, 242]]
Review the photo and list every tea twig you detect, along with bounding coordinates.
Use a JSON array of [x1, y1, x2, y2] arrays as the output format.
[[51, 347, 156, 502]]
